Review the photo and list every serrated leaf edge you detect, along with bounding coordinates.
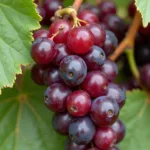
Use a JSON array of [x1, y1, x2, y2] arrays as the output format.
[[0, 0, 41, 95]]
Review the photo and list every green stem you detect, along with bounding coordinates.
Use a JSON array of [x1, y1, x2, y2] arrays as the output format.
[[125, 49, 140, 80]]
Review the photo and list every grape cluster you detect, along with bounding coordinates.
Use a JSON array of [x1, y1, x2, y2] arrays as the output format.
[[31, 0, 126, 149]]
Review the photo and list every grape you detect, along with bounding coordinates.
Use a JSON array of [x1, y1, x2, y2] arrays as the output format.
[[52, 112, 72, 135], [82, 46, 106, 70], [31, 38, 56, 64], [128, 1, 136, 18], [94, 127, 117, 149], [128, 77, 141, 90], [31, 64, 45, 85], [79, 3, 100, 16], [106, 83, 126, 109], [43, 0, 63, 23], [69, 116, 95, 145], [33, 29, 49, 40], [135, 32, 146, 45], [67, 90, 91, 117], [49, 19, 71, 43], [81, 71, 108, 98], [98, 0, 116, 20], [65, 139, 88, 150], [90, 96, 120, 126], [134, 45, 150, 66], [140, 64, 150, 90], [36, 7, 46, 21], [44, 83, 71, 112], [103, 30, 118, 56], [67, 27, 94, 54], [87, 24, 106, 47], [139, 23, 150, 36], [78, 10, 99, 25], [52, 43, 72, 66], [103, 15, 126, 41], [59, 55, 87, 87], [43, 67, 61, 85], [100, 59, 118, 82], [111, 119, 126, 144]]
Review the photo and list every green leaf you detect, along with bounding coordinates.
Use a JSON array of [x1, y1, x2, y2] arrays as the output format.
[[0, 70, 66, 150], [120, 90, 150, 150], [0, 0, 40, 93], [135, 0, 150, 27]]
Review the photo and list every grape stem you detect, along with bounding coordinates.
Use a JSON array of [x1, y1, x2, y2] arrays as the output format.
[[54, 0, 84, 27], [109, 11, 142, 61]]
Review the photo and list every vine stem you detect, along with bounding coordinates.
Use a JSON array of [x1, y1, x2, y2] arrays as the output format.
[[109, 11, 142, 61], [125, 49, 140, 81], [72, 0, 84, 11]]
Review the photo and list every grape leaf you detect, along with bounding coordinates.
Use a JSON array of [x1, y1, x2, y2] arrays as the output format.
[[120, 90, 150, 150], [0, 70, 66, 150], [0, 0, 41, 93], [135, 0, 150, 27]]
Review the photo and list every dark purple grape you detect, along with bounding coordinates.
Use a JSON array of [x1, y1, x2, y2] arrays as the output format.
[[52, 112, 72, 135], [103, 30, 118, 56], [90, 96, 120, 126], [140, 64, 150, 90], [44, 83, 72, 112], [65, 138, 88, 150], [134, 45, 150, 66], [103, 15, 126, 41], [106, 83, 126, 109], [31, 64, 45, 85], [87, 24, 106, 47], [53, 43, 72, 66], [128, 1, 136, 18], [43, 67, 61, 85], [31, 38, 56, 64], [59, 55, 87, 87], [69, 116, 95, 145], [128, 77, 141, 90], [33, 29, 49, 40], [43, 0, 63, 24], [100, 59, 118, 82], [36, 7, 46, 21], [79, 3, 100, 16], [82, 46, 106, 70], [98, 0, 116, 20], [111, 119, 126, 144], [139, 23, 150, 36], [81, 71, 108, 98], [94, 127, 117, 149]]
